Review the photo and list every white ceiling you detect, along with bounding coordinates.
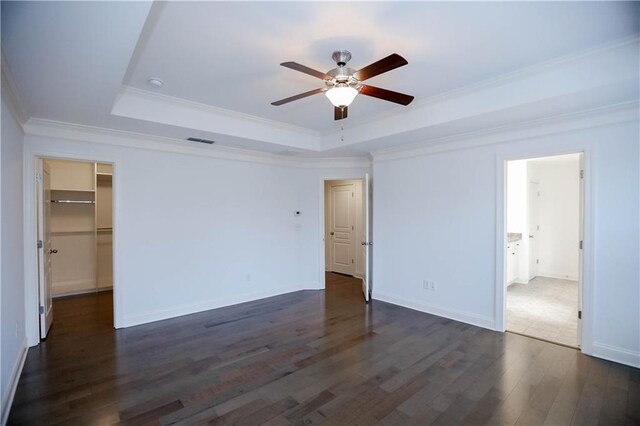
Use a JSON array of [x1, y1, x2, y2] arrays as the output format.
[[125, 1, 639, 131], [2, 1, 639, 157]]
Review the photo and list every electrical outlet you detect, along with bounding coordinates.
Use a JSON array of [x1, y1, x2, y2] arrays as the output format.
[[423, 280, 437, 291]]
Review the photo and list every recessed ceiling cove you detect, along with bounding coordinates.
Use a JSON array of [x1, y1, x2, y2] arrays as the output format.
[[2, 1, 638, 157], [122, 1, 639, 132]]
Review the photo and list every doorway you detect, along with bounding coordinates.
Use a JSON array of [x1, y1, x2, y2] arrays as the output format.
[[36, 158, 114, 339], [323, 177, 370, 301], [504, 153, 583, 347]]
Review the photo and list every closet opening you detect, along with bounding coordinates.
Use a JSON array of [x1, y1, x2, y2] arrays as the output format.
[[36, 158, 114, 339]]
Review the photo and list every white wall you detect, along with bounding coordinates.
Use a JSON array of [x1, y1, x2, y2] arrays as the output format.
[[373, 120, 639, 366], [507, 159, 529, 282], [22, 134, 370, 332], [1, 96, 26, 421], [529, 155, 580, 280], [324, 179, 365, 278]]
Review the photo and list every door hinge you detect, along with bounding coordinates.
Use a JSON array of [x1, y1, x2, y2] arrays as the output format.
[[352, 259, 354, 264], [352, 192, 354, 197], [37, 240, 43, 249], [579, 240, 583, 249], [536, 259, 539, 264], [39, 306, 44, 315], [352, 225, 354, 230], [35, 172, 43, 183], [578, 310, 582, 319], [580, 170, 584, 179]]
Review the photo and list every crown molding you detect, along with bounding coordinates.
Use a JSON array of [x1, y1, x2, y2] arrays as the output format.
[[22, 117, 370, 169], [118, 85, 320, 137], [1, 49, 28, 127], [371, 101, 640, 163], [323, 34, 640, 138]]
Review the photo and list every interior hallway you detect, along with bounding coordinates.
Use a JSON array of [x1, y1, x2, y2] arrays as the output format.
[[507, 277, 579, 347], [9, 276, 637, 424]]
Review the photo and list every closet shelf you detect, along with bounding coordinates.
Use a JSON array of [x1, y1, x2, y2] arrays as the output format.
[[51, 200, 95, 204], [52, 230, 95, 235], [51, 188, 95, 192]]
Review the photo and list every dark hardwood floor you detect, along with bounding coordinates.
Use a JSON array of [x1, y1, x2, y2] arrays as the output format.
[[9, 274, 639, 425]]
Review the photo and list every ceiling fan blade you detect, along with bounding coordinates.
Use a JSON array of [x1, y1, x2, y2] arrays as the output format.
[[334, 106, 348, 120], [271, 88, 325, 106], [280, 62, 331, 80], [359, 85, 414, 106], [354, 54, 408, 81]]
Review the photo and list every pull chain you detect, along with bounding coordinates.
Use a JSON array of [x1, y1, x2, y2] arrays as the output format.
[[340, 123, 344, 142]]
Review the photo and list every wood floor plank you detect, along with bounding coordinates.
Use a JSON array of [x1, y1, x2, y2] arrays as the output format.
[[7, 274, 639, 425]]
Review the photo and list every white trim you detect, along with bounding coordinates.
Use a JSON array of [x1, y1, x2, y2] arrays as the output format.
[[50, 279, 97, 296], [118, 85, 319, 137], [495, 147, 594, 359], [1, 49, 28, 127], [123, 285, 306, 327], [324, 35, 640, 137], [374, 291, 495, 330], [52, 286, 113, 299], [23, 118, 371, 170], [318, 174, 369, 290], [23, 149, 123, 347], [1, 339, 27, 426], [372, 101, 639, 163], [591, 342, 640, 369], [536, 273, 579, 282]]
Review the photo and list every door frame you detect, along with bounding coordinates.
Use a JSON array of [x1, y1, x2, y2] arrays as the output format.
[[318, 174, 367, 290], [495, 147, 593, 355], [24, 149, 121, 347]]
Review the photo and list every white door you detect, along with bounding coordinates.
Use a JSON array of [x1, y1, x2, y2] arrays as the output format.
[[528, 181, 540, 280], [362, 173, 372, 302], [577, 153, 584, 347], [329, 183, 355, 275], [37, 159, 54, 339]]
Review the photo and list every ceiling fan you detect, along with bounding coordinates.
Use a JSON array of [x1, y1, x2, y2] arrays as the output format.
[[271, 50, 414, 120]]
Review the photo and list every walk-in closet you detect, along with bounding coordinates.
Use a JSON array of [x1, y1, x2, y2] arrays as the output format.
[[47, 159, 113, 297]]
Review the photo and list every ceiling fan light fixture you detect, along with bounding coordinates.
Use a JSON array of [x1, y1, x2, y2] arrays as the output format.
[[325, 85, 358, 107]]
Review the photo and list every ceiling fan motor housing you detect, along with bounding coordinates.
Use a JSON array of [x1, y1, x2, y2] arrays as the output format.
[[331, 50, 352, 67], [327, 50, 359, 86]]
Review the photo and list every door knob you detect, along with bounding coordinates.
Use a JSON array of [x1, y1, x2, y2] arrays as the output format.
[[330, 232, 334, 236], [50, 249, 58, 254]]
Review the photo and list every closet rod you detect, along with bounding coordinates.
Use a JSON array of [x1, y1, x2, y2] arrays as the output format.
[[51, 200, 95, 204]]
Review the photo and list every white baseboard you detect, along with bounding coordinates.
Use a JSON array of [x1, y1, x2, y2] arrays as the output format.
[[53, 285, 113, 299], [1, 338, 27, 426], [373, 291, 495, 330], [537, 272, 579, 281], [122, 285, 306, 328], [507, 278, 528, 286], [306, 281, 323, 290], [591, 342, 640, 368], [52, 279, 96, 296]]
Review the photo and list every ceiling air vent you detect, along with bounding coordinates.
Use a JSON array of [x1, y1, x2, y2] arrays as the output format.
[[187, 137, 215, 144]]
